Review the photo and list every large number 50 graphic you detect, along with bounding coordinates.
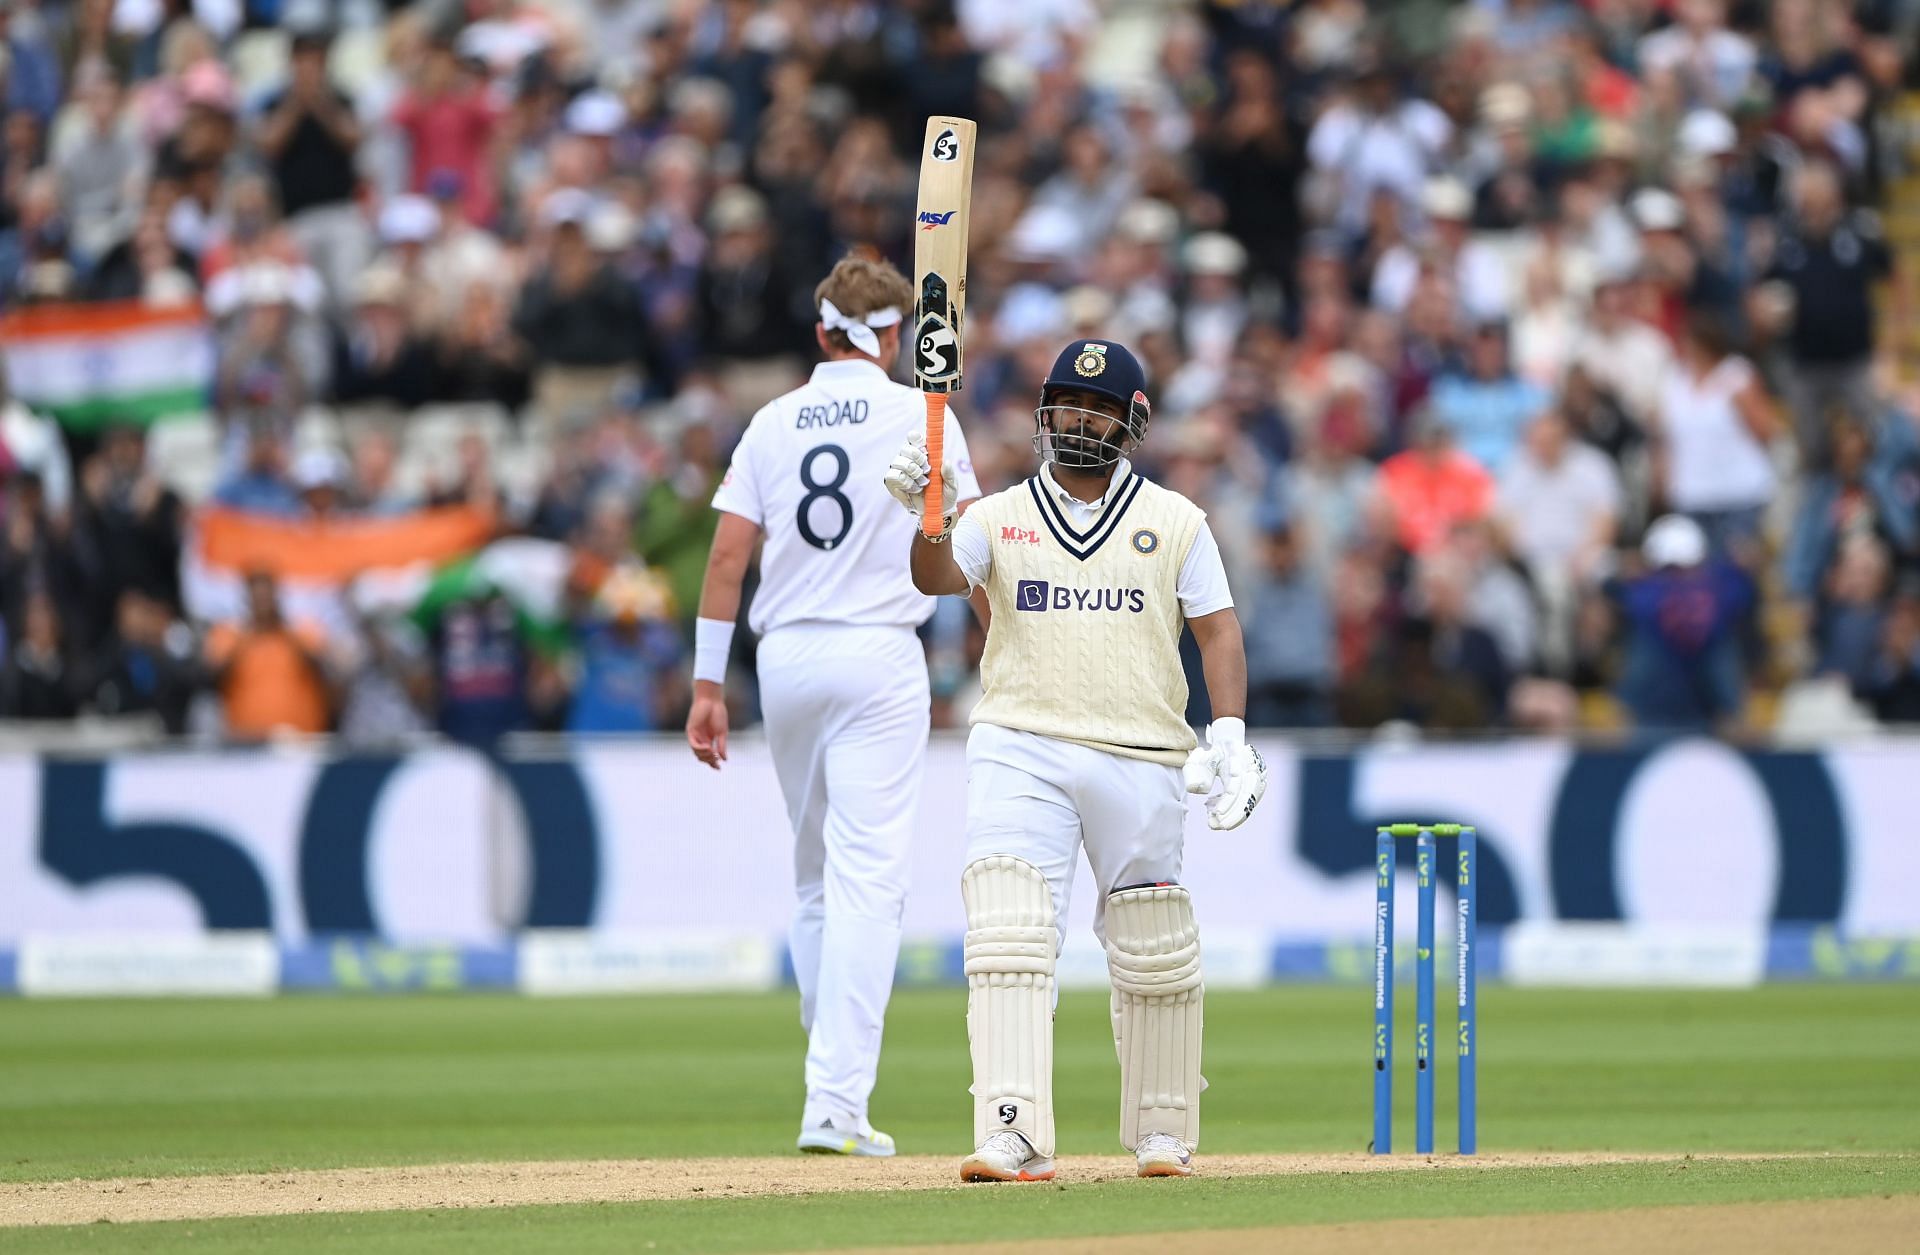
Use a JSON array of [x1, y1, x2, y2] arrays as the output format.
[[38, 756, 600, 932]]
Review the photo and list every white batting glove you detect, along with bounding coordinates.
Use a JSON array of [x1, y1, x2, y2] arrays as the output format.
[[883, 431, 958, 537], [1183, 717, 1268, 831]]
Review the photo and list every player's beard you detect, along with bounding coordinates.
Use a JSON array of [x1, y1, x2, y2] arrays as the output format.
[[1034, 407, 1125, 469]]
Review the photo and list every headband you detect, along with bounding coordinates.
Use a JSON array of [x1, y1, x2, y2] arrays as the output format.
[[819, 298, 902, 357]]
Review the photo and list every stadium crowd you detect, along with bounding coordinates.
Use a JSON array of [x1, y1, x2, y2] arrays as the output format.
[[0, 0, 1916, 742]]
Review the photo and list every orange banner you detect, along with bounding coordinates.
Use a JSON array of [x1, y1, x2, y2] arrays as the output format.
[[195, 506, 497, 581]]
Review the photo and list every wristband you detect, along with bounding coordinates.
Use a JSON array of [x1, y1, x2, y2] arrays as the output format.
[[693, 617, 736, 685], [1209, 716, 1246, 749]]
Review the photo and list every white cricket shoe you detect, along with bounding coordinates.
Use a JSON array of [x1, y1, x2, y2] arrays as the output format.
[[1135, 1132, 1194, 1177], [796, 1116, 896, 1157], [960, 1131, 1056, 1183]]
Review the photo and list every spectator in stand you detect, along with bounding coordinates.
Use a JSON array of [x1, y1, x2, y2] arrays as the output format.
[[1572, 262, 1673, 428], [410, 565, 566, 749], [0, 589, 82, 719], [70, 426, 185, 626], [1783, 416, 1920, 604], [1860, 586, 1920, 722], [1635, 0, 1755, 112], [1656, 307, 1779, 555], [1427, 320, 1548, 476], [203, 569, 333, 738], [1760, 161, 1899, 469], [390, 36, 498, 229], [1612, 515, 1753, 731], [697, 186, 811, 408], [566, 565, 683, 733], [331, 266, 434, 410], [1242, 519, 1335, 728], [213, 420, 299, 516], [1376, 409, 1495, 555], [87, 589, 200, 733], [0, 468, 88, 646], [514, 190, 644, 435], [255, 27, 369, 314], [1306, 57, 1451, 242], [1814, 533, 1891, 689], [432, 279, 531, 409], [1371, 176, 1509, 324], [1499, 410, 1622, 673], [51, 68, 143, 268]]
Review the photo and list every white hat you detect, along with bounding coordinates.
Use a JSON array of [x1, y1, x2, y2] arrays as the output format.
[[1677, 109, 1736, 157], [294, 447, 348, 492], [378, 195, 439, 245], [353, 266, 408, 307], [1421, 177, 1473, 222], [541, 187, 596, 228], [1183, 232, 1247, 277], [239, 262, 296, 308], [565, 90, 627, 137], [1643, 514, 1708, 568], [706, 185, 767, 233], [586, 202, 636, 252], [1480, 82, 1531, 128], [1631, 188, 1685, 232], [1005, 203, 1080, 264], [1118, 199, 1179, 245]]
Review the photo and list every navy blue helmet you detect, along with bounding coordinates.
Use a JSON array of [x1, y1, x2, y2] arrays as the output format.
[[1033, 339, 1153, 469]]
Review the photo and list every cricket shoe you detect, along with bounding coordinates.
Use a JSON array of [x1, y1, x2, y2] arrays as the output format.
[[960, 1131, 1055, 1183], [796, 1117, 896, 1157], [1135, 1132, 1194, 1177]]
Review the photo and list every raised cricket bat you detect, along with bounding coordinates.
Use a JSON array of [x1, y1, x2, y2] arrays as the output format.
[[913, 116, 976, 539]]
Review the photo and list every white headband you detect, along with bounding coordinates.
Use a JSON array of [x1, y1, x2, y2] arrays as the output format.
[[820, 298, 902, 357]]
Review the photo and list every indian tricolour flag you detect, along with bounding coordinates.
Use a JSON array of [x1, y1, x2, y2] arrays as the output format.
[[0, 301, 213, 428]]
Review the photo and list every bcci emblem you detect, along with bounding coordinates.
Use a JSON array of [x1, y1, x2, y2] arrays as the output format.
[[1131, 528, 1159, 555], [1073, 342, 1109, 378]]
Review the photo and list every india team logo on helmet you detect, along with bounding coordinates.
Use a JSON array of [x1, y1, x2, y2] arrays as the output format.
[[1073, 343, 1109, 377]]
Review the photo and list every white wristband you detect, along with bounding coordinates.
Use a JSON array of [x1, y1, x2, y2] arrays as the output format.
[[693, 617, 736, 685], [1209, 717, 1246, 749]]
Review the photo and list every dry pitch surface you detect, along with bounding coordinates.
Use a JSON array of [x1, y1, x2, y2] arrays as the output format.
[[0, 1151, 1845, 1228]]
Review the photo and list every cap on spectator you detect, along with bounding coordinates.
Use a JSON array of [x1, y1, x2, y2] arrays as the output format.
[[1643, 514, 1708, 569], [1421, 177, 1472, 222], [1595, 119, 1637, 161], [1183, 232, 1247, 278], [353, 266, 407, 308], [1631, 188, 1685, 232], [181, 61, 237, 114], [565, 90, 627, 137], [1063, 285, 1116, 330], [587, 202, 636, 252], [239, 262, 296, 308], [542, 187, 597, 229], [1006, 204, 1079, 264], [1117, 199, 1179, 246], [1480, 82, 1531, 128], [378, 195, 440, 245], [1678, 110, 1736, 157], [293, 447, 348, 492], [706, 186, 768, 234]]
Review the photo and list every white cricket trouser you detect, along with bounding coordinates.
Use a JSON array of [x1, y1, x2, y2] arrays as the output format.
[[759, 622, 930, 1127], [963, 723, 1186, 946]]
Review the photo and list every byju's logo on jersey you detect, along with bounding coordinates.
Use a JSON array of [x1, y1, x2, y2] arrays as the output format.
[[1000, 525, 1041, 545], [1014, 580, 1146, 613], [918, 209, 958, 231]]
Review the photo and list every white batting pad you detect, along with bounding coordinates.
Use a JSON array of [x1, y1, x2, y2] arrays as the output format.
[[1106, 883, 1204, 1149], [962, 855, 1057, 1157]]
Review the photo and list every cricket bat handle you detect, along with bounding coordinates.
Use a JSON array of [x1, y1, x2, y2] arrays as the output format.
[[922, 392, 947, 539]]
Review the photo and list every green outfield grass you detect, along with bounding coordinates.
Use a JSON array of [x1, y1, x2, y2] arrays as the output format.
[[7, 1157, 1919, 1255], [2, 984, 1916, 1182]]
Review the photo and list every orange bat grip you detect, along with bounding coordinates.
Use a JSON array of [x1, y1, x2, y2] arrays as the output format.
[[922, 392, 947, 538]]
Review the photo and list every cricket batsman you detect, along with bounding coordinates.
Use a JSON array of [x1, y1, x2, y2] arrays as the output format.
[[883, 338, 1267, 1181]]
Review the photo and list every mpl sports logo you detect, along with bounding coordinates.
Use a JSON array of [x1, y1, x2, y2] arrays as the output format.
[[1000, 526, 1041, 545], [918, 209, 958, 231], [1015, 580, 1146, 613]]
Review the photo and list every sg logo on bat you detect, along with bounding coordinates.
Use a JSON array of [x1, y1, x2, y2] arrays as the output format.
[[931, 128, 960, 162], [915, 315, 959, 383]]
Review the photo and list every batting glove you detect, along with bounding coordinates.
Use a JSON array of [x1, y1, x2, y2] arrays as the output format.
[[883, 431, 958, 538], [1182, 717, 1268, 831]]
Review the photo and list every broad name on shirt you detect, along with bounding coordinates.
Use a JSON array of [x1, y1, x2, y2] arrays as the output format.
[[794, 399, 870, 429]]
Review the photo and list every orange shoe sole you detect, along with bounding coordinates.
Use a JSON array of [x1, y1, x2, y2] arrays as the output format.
[[960, 1159, 1056, 1183]]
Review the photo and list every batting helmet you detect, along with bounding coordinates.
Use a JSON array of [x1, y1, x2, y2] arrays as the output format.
[[1033, 339, 1153, 469]]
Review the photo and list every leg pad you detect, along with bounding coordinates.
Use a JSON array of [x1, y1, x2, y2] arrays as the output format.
[[962, 855, 1057, 1157], [1106, 883, 1203, 1150]]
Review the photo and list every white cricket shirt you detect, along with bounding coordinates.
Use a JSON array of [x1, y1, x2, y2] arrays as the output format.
[[951, 459, 1234, 618], [712, 358, 982, 635]]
